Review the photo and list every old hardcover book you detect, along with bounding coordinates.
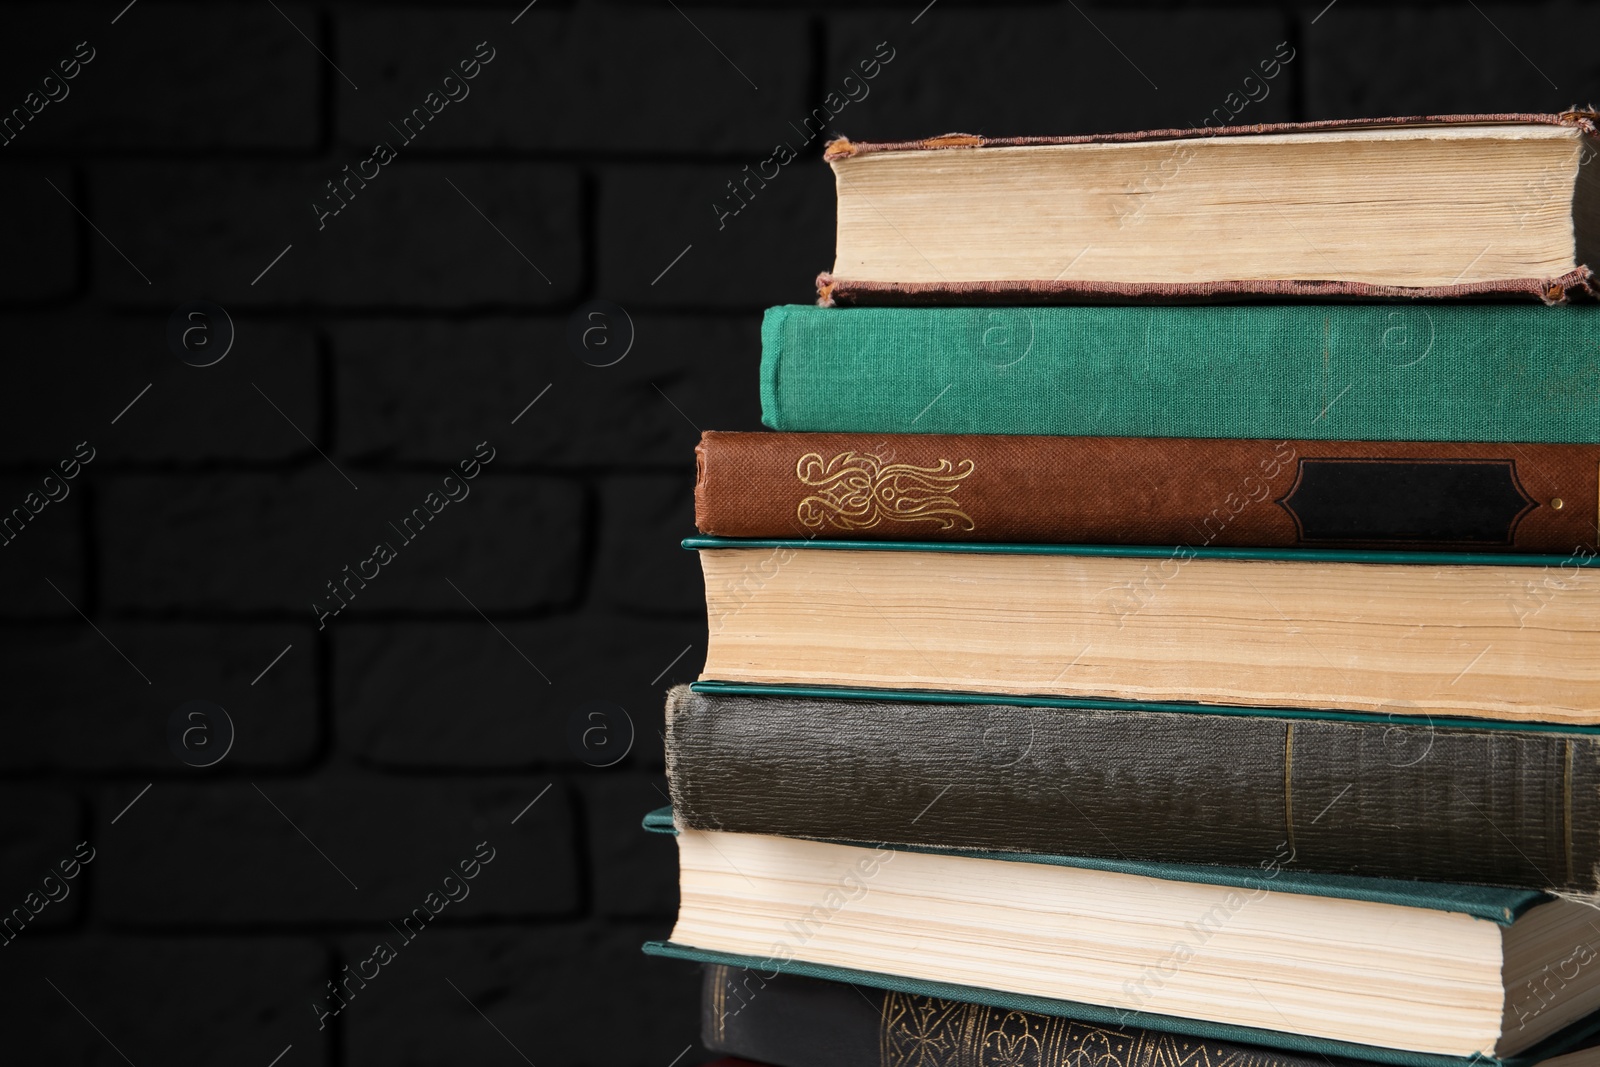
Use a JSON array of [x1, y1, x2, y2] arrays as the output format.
[[694, 431, 1600, 552], [666, 685, 1600, 893], [645, 816, 1600, 1061], [759, 304, 1600, 442], [699, 965, 1600, 1067], [691, 539, 1600, 725], [817, 114, 1600, 305]]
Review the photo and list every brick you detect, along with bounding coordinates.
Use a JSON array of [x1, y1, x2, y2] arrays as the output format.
[[581, 773, 679, 918], [1304, 5, 1584, 116], [0, 623, 315, 771], [335, 614, 702, 768], [0, 788, 82, 937], [96, 776, 579, 925], [826, 8, 1293, 138], [598, 163, 834, 308], [595, 473, 702, 615], [338, 7, 809, 153], [0, 475, 84, 618], [89, 162, 582, 307], [0, 4, 319, 150], [601, 11, 1299, 308], [0, 314, 316, 463], [0, 936, 327, 1066], [341, 924, 703, 1067], [332, 315, 764, 467], [98, 471, 584, 614], [0, 164, 75, 301]]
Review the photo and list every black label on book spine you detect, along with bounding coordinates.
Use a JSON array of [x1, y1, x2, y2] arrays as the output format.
[[1278, 458, 1536, 544]]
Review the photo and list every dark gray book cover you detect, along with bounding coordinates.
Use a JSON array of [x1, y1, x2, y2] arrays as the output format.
[[666, 685, 1600, 893]]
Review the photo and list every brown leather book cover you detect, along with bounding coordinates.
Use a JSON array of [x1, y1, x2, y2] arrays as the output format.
[[818, 113, 1600, 307], [694, 431, 1600, 553]]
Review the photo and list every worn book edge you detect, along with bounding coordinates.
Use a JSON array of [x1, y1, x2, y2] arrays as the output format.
[[815, 269, 1599, 307], [642, 941, 1600, 1067], [821, 113, 1600, 160]]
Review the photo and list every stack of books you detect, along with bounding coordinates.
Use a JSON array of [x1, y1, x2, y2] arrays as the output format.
[[643, 114, 1600, 1067]]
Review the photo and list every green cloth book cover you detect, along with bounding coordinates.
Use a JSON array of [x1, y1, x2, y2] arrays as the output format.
[[760, 304, 1600, 441]]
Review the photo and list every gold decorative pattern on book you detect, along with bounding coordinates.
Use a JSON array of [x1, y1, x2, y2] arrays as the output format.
[[709, 964, 728, 1044], [796, 451, 976, 532], [877, 990, 1293, 1067]]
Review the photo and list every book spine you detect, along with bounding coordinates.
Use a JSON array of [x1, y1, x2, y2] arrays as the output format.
[[666, 687, 1600, 894], [701, 964, 1347, 1067], [695, 431, 1600, 553], [759, 304, 1600, 443]]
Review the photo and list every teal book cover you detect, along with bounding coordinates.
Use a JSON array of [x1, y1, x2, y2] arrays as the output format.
[[759, 304, 1600, 441], [682, 534, 1600, 569]]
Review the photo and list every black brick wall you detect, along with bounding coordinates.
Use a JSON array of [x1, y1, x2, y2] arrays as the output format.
[[1, 2, 1595, 1064]]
